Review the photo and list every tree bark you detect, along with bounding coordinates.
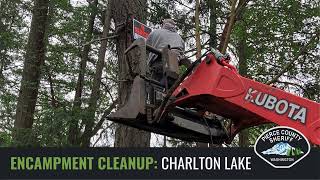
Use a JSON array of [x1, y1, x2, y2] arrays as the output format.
[[0, 57, 4, 88], [195, 0, 201, 59], [81, 0, 113, 147], [14, 0, 49, 145], [68, 0, 98, 145], [219, 0, 237, 54], [44, 1, 58, 108], [196, 0, 220, 148], [218, 0, 248, 53], [238, 39, 249, 147], [237, 11, 249, 147], [207, 0, 217, 48], [203, 0, 220, 148], [194, 0, 208, 148], [112, 0, 150, 147]]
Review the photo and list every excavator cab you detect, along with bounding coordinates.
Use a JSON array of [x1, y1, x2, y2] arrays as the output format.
[[108, 38, 228, 143]]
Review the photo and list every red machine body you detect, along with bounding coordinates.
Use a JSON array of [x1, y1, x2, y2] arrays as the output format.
[[169, 54, 320, 145]]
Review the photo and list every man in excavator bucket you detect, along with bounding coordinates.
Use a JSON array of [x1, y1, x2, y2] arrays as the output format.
[[108, 18, 227, 143], [146, 19, 189, 87]]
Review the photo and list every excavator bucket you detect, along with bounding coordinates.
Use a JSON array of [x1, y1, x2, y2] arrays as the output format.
[[109, 101, 228, 143], [108, 76, 146, 120], [108, 39, 228, 143], [109, 38, 151, 122], [108, 75, 227, 144], [109, 38, 148, 122]]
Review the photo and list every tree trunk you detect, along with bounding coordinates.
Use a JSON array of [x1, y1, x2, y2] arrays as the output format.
[[237, 15, 249, 147], [219, 0, 237, 54], [207, 0, 217, 48], [14, 0, 49, 146], [196, 0, 219, 148], [195, 0, 201, 59], [81, 0, 113, 147], [218, 0, 248, 53], [44, 1, 58, 108], [68, 0, 98, 145], [195, 0, 207, 148], [0, 56, 4, 88], [112, 0, 150, 147]]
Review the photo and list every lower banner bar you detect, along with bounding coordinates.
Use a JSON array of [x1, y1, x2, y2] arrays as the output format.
[[0, 148, 319, 179]]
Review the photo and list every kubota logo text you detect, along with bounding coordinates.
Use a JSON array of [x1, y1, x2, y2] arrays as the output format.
[[244, 88, 307, 124]]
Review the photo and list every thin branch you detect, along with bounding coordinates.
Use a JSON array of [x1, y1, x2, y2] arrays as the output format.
[[219, 0, 250, 53], [259, 61, 283, 69], [103, 76, 130, 83], [79, 100, 117, 143], [92, 122, 114, 147], [101, 81, 115, 103], [266, 33, 319, 85], [275, 80, 313, 99], [275, 80, 306, 91], [185, 39, 210, 55], [42, 64, 61, 107], [235, 0, 250, 17], [220, 0, 237, 53], [84, 34, 119, 46], [90, 100, 118, 138], [174, 0, 195, 10]]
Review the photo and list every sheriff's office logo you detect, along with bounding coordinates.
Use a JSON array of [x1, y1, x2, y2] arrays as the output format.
[[254, 126, 310, 168]]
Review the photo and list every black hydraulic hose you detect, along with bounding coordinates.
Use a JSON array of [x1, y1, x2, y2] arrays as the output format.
[[146, 44, 162, 56], [154, 50, 210, 123]]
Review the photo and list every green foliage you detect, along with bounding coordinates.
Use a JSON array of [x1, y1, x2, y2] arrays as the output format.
[[247, 124, 276, 146], [167, 137, 196, 147], [34, 107, 71, 146], [233, 0, 319, 86], [179, 65, 188, 75], [1, 0, 318, 147], [0, 132, 12, 147], [231, 0, 319, 146], [11, 128, 39, 147]]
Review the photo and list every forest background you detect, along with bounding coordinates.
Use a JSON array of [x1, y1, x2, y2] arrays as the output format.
[[0, 0, 319, 147]]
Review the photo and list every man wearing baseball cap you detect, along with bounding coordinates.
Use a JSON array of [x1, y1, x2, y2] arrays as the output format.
[[146, 19, 185, 84]]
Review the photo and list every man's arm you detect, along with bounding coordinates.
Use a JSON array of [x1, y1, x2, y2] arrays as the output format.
[[178, 37, 191, 68], [181, 38, 185, 52]]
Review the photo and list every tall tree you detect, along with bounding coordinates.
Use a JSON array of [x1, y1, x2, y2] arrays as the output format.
[[81, 0, 113, 147], [195, 0, 201, 59], [14, 0, 49, 145], [207, 0, 221, 148], [218, 0, 248, 53], [195, 0, 208, 148], [236, 16, 249, 147], [112, 0, 151, 147], [68, 0, 98, 145], [206, 0, 218, 48]]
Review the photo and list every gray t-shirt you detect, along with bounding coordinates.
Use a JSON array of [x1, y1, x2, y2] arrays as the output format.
[[146, 27, 185, 65]]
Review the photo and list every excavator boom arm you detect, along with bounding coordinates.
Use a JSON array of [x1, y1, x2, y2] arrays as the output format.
[[170, 54, 320, 145], [109, 39, 319, 145]]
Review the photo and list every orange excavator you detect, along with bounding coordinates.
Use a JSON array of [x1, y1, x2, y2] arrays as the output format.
[[108, 38, 320, 145]]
